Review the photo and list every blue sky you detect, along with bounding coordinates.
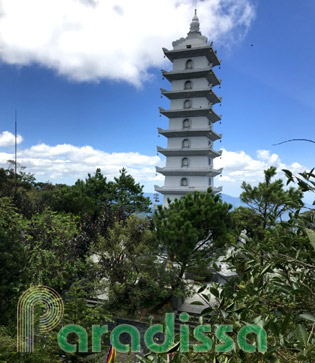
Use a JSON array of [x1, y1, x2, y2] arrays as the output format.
[[0, 0, 314, 203]]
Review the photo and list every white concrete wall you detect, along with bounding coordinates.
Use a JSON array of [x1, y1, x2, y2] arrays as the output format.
[[173, 37, 207, 50], [171, 78, 209, 91], [170, 97, 210, 110], [168, 117, 210, 129], [165, 175, 209, 188], [172, 56, 209, 71], [166, 156, 210, 168], [167, 136, 210, 149]]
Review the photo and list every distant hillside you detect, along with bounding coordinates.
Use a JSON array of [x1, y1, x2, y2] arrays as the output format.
[[144, 192, 246, 210], [144, 193, 313, 217]]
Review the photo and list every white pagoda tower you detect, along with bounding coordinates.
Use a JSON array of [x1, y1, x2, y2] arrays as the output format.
[[155, 10, 223, 206]]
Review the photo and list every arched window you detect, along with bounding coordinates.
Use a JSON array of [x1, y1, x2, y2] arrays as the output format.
[[182, 139, 190, 148], [184, 100, 192, 109], [182, 157, 189, 167], [183, 119, 191, 129], [185, 59, 193, 69], [208, 158, 213, 166], [208, 140, 213, 148], [184, 80, 192, 90], [181, 178, 188, 186], [209, 178, 212, 186]]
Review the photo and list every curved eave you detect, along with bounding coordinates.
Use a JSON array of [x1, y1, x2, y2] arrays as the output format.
[[157, 147, 222, 158], [158, 128, 222, 141], [156, 166, 223, 177], [159, 107, 221, 122], [161, 88, 221, 104], [162, 46, 220, 66], [162, 68, 220, 86], [154, 185, 223, 195]]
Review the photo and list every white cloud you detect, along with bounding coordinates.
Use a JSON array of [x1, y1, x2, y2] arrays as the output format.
[[0, 134, 311, 201], [0, 131, 23, 147], [0, 0, 256, 86], [0, 141, 163, 190], [214, 148, 310, 199]]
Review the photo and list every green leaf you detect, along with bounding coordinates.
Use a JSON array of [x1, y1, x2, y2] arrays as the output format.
[[191, 301, 205, 306], [281, 313, 291, 334], [201, 293, 210, 302], [296, 324, 308, 347], [299, 313, 315, 323], [283, 169, 292, 178], [264, 346, 280, 357], [197, 285, 206, 294], [210, 287, 220, 298], [261, 263, 272, 275], [201, 307, 213, 315], [305, 229, 315, 251]]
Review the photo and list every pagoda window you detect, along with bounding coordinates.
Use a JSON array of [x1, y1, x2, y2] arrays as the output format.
[[208, 140, 213, 148], [184, 80, 192, 90], [181, 178, 188, 186], [182, 139, 190, 148], [208, 158, 213, 166], [209, 178, 212, 186], [183, 119, 191, 129], [186, 59, 193, 69], [181, 158, 189, 167], [184, 100, 192, 109]]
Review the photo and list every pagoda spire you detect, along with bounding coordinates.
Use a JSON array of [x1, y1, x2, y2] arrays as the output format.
[[189, 8, 201, 34]]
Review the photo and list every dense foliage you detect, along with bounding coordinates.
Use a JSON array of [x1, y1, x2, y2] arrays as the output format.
[[0, 164, 314, 362]]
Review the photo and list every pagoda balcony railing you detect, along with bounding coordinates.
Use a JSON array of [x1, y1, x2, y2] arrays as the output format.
[[157, 127, 222, 141], [159, 107, 221, 122], [161, 87, 221, 104], [162, 67, 220, 86], [162, 45, 221, 66], [154, 185, 223, 195], [156, 166, 223, 176], [157, 146, 222, 158]]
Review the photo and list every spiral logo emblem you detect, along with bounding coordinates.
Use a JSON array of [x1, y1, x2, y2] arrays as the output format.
[[17, 285, 64, 352]]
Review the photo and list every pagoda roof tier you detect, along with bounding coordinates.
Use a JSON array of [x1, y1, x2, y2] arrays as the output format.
[[161, 87, 221, 104], [156, 166, 222, 177], [158, 127, 222, 141], [159, 107, 221, 122], [162, 46, 221, 66], [162, 68, 220, 86], [154, 185, 222, 195], [157, 146, 222, 158]]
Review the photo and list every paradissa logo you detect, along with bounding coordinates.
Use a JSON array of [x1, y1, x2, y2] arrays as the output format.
[[58, 313, 267, 354]]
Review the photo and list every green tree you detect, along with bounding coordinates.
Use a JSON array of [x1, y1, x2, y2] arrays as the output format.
[[0, 198, 28, 325], [230, 206, 262, 239], [190, 168, 315, 362], [137, 169, 315, 362], [93, 215, 170, 316], [240, 166, 303, 228], [153, 189, 232, 295], [0, 166, 36, 218], [42, 168, 151, 220], [24, 208, 87, 292], [240, 166, 304, 272], [107, 168, 151, 217]]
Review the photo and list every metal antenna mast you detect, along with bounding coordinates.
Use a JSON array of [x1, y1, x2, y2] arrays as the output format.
[[15, 110, 17, 174], [14, 110, 17, 194]]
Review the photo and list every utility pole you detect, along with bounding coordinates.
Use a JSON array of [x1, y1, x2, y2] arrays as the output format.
[[14, 110, 17, 195]]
